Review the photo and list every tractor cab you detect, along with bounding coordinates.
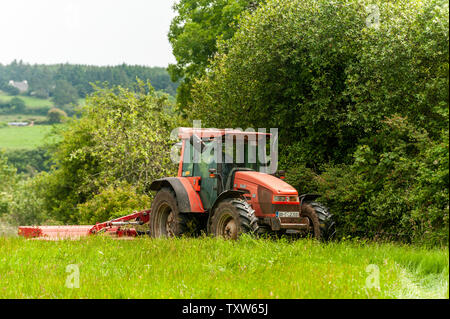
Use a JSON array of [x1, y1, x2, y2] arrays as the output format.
[[177, 128, 271, 210]]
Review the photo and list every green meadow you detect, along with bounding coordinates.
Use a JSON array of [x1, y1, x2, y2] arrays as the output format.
[[0, 93, 54, 109], [0, 236, 447, 299], [0, 125, 56, 150]]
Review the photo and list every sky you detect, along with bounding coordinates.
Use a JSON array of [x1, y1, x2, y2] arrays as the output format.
[[0, 0, 178, 67]]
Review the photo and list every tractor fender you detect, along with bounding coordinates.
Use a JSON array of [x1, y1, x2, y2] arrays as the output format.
[[207, 190, 246, 233], [299, 194, 321, 212], [149, 177, 205, 213]]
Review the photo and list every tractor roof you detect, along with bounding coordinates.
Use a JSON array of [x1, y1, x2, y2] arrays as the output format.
[[177, 127, 272, 139]]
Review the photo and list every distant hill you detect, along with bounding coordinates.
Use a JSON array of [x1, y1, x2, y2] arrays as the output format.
[[0, 60, 178, 99]]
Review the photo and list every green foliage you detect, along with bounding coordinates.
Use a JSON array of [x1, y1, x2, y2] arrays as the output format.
[[0, 61, 178, 98], [0, 152, 16, 217], [187, 0, 449, 244], [36, 81, 178, 223], [1, 84, 19, 96], [9, 97, 26, 113], [310, 116, 449, 245], [190, 0, 449, 167], [4, 147, 52, 175], [5, 177, 49, 226], [47, 108, 67, 124], [168, 0, 263, 112], [77, 183, 151, 224], [52, 80, 79, 107]]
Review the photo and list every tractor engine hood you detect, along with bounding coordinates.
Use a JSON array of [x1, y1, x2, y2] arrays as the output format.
[[234, 171, 298, 195]]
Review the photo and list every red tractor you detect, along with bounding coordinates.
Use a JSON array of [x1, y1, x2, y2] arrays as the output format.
[[18, 127, 335, 240], [148, 128, 335, 240]]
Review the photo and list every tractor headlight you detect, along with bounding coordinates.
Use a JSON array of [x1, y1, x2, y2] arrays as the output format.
[[272, 195, 299, 203], [273, 195, 288, 202]]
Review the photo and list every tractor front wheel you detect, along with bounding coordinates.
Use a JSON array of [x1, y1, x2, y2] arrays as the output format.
[[301, 201, 336, 240], [210, 198, 259, 239], [150, 188, 189, 238]]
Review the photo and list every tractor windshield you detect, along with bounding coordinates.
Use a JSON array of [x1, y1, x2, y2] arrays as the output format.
[[220, 134, 270, 189]]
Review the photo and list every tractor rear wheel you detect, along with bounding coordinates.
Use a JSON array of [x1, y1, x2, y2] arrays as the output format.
[[150, 188, 189, 238], [210, 198, 259, 239], [301, 201, 336, 240]]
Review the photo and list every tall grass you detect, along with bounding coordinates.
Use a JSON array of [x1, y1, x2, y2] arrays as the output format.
[[0, 236, 447, 299]]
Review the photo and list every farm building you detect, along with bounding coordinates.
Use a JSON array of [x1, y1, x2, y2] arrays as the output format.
[[8, 80, 29, 93]]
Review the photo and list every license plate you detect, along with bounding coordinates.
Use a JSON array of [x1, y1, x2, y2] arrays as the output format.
[[277, 211, 299, 218]]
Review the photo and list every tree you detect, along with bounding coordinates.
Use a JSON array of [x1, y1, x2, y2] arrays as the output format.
[[10, 97, 26, 113], [52, 80, 79, 107], [168, 0, 263, 113], [189, 0, 449, 243], [37, 81, 178, 223], [190, 0, 449, 167]]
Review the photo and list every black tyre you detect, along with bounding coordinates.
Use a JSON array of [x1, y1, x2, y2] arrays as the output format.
[[150, 188, 189, 238], [210, 198, 259, 239], [301, 201, 336, 240]]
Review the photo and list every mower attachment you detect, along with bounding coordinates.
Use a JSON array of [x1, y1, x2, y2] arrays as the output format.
[[18, 210, 151, 240]]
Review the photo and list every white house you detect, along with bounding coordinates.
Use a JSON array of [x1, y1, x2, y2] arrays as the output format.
[[8, 80, 29, 93]]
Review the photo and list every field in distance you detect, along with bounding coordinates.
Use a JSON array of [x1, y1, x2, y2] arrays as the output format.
[[0, 93, 54, 109], [0, 125, 57, 149], [0, 236, 447, 299]]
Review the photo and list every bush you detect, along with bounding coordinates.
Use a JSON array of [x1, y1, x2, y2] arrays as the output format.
[[2, 85, 20, 96], [312, 116, 449, 245], [0, 152, 16, 217], [6, 177, 49, 226], [10, 97, 26, 113], [4, 147, 52, 175], [77, 183, 151, 224], [47, 108, 67, 124]]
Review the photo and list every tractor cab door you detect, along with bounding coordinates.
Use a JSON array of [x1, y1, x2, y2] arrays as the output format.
[[182, 136, 219, 211]]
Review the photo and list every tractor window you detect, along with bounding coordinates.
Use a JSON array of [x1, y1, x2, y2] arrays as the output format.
[[222, 138, 258, 169], [181, 140, 194, 177], [221, 137, 259, 186]]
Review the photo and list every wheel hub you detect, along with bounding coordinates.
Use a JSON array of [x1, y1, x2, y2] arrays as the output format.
[[223, 218, 237, 239], [165, 211, 176, 237]]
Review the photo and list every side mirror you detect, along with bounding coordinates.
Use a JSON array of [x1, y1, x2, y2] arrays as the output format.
[[208, 168, 217, 178]]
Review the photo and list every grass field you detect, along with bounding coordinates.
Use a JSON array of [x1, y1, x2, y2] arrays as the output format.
[[0, 236, 447, 299], [0, 125, 57, 149], [0, 93, 54, 109], [0, 114, 47, 123]]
